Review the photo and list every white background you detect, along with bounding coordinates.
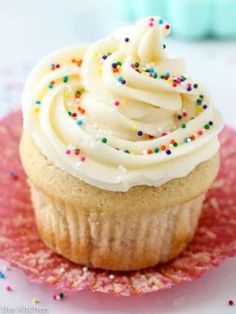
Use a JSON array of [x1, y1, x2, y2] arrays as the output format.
[[0, 1, 236, 313]]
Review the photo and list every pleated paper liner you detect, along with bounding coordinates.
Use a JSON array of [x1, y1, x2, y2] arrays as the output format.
[[0, 111, 236, 296]]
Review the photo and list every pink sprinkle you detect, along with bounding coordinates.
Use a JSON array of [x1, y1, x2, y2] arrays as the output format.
[[80, 156, 86, 162], [66, 149, 71, 155], [130, 64, 135, 68], [6, 286, 12, 291], [149, 23, 154, 27], [53, 295, 57, 300], [149, 17, 155, 21]]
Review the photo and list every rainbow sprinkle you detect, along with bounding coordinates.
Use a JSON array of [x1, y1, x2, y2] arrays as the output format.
[[116, 120, 214, 157], [53, 292, 65, 301], [72, 58, 82, 67], [50, 63, 60, 71], [111, 61, 127, 85], [65, 145, 86, 162], [130, 62, 203, 95], [148, 17, 170, 30]]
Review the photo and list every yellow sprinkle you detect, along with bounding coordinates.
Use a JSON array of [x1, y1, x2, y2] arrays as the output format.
[[132, 125, 137, 131], [32, 298, 39, 304], [168, 78, 172, 83], [196, 106, 202, 113], [94, 51, 98, 58], [64, 92, 69, 98], [123, 99, 128, 105], [98, 68, 102, 75], [34, 107, 39, 113]]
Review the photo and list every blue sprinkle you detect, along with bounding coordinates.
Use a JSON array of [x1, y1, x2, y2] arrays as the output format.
[[164, 71, 170, 77], [76, 119, 84, 126], [158, 19, 164, 25], [184, 137, 191, 143], [0, 272, 5, 279]]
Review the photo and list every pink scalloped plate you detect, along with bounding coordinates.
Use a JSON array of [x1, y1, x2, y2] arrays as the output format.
[[0, 111, 236, 296]]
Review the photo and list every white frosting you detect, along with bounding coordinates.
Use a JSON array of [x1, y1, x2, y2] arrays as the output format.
[[22, 17, 223, 192]]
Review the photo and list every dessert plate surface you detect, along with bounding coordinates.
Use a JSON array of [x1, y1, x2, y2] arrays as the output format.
[[0, 111, 235, 296]]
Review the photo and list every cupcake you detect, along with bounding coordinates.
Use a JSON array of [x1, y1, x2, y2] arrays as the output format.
[[20, 16, 223, 271]]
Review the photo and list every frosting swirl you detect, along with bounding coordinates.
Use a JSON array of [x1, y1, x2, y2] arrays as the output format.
[[22, 16, 223, 192]]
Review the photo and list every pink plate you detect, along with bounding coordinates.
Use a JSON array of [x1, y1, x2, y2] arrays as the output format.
[[0, 111, 236, 296]]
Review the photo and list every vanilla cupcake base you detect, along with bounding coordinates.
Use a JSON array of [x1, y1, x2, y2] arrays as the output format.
[[30, 183, 204, 271], [20, 132, 220, 271]]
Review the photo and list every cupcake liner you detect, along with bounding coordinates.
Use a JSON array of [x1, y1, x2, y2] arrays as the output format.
[[0, 111, 236, 296], [30, 182, 205, 271]]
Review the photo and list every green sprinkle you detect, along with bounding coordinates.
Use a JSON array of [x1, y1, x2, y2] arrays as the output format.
[[193, 83, 198, 89], [67, 111, 72, 116], [124, 149, 130, 154], [181, 123, 186, 129], [35, 100, 41, 105], [154, 147, 160, 153], [63, 76, 69, 83], [48, 83, 53, 89], [204, 124, 210, 130], [101, 137, 107, 144], [173, 142, 178, 147], [153, 72, 158, 79], [116, 61, 122, 66], [163, 44, 166, 49], [160, 75, 165, 79], [196, 99, 202, 105], [134, 62, 140, 68]]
